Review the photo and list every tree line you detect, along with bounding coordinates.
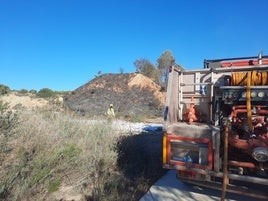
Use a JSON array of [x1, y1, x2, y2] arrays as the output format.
[[134, 49, 175, 89], [0, 85, 67, 98]]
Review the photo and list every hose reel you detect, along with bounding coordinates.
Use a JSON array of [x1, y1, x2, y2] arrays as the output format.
[[231, 71, 268, 86]]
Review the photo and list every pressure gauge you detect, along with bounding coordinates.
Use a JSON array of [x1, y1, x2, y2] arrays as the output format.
[[241, 92, 246, 98], [251, 91, 257, 98], [258, 91, 265, 98]]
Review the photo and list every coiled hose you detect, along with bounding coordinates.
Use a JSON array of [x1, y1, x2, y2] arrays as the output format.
[[231, 70, 268, 132], [231, 70, 268, 86]]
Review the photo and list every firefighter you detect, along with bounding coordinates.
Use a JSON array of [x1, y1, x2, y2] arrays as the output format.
[[107, 103, 115, 117], [54, 95, 64, 107]]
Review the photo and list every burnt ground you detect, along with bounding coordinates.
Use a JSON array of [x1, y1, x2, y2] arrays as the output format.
[[64, 73, 166, 117]]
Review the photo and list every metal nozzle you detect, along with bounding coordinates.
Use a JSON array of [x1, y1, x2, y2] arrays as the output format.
[[258, 51, 263, 65]]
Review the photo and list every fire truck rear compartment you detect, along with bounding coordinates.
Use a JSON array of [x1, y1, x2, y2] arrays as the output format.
[[165, 123, 218, 171], [163, 54, 268, 199]]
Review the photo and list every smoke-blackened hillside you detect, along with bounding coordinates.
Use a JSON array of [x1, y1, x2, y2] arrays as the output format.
[[64, 73, 166, 117]]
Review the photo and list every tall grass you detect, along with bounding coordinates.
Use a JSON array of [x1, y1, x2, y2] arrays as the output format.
[[0, 105, 165, 201], [0, 108, 119, 201]]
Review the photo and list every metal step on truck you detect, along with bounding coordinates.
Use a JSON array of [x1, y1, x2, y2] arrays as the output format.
[[162, 53, 268, 200]]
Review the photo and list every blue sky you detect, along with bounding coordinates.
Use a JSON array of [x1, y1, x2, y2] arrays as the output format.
[[1, 0, 268, 91]]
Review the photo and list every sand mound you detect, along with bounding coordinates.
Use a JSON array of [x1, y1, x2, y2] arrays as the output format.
[[0, 92, 48, 109]]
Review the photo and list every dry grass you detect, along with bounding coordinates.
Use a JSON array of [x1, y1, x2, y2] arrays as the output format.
[[0, 106, 118, 200], [0, 104, 165, 201]]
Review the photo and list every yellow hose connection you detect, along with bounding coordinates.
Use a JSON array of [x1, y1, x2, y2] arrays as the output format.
[[246, 72, 253, 132], [231, 70, 268, 132], [231, 71, 268, 86]]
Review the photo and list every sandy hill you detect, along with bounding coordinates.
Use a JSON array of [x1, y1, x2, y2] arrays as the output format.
[[0, 92, 48, 109], [64, 73, 166, 117]]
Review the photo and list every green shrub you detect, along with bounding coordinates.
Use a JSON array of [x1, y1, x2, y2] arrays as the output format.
[[17, 89, 28, 95], [0, 101, 17, 136], [0, 84, 10, 95], [37, 88, 55, 98], [29, 89, 37, 94]]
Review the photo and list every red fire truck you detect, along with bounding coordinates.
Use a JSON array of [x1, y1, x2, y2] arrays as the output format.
[[163, 53, 268, 199]]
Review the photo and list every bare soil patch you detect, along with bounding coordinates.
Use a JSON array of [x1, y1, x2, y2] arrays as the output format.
[[0, 92, 48, 109]]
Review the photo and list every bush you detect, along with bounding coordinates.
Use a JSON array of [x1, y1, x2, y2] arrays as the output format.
[[17, 89, 28, 95], [29, 89, 37, 94], [37, 88, 55, 98], [0, 101, 17, 136], [0, 84, 10, 95]]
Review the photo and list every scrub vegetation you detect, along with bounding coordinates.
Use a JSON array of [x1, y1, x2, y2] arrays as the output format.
[[1, 65, 170, 200], [0, 102, 165, 201]]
